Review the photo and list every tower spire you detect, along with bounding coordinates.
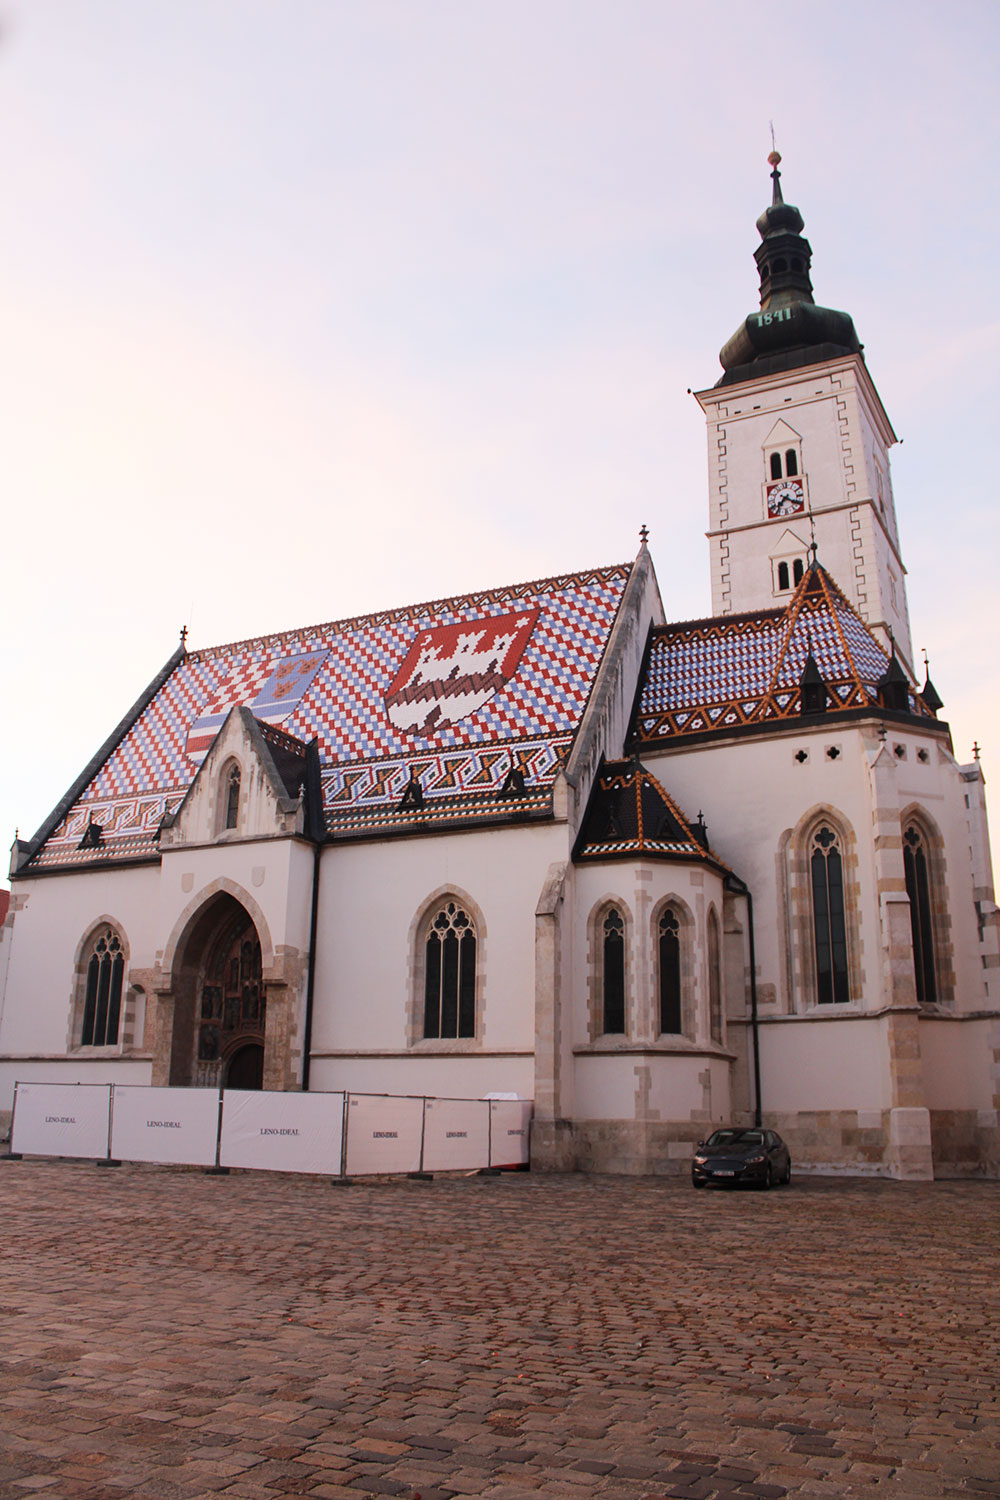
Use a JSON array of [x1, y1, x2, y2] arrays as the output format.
[[715, 152, 863, 387]]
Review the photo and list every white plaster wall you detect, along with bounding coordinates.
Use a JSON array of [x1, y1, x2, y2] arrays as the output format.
[[895, 747, 997, 1015], [310, 1055, 534, 1100], [919, 1020, 997, 1113], [310, 821, 569, 1065], [573, 1052, 730, 1123], [757, 1016, 888, 1111], [646, 725, 881, 1014], [571, 858, 727, 1045], [0, 865, 161, 1056], [698, 356, 911, 663], [158, 837, 315, 968]]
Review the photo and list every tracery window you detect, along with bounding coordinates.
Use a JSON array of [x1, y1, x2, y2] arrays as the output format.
[[811, 826, 850, 1004], [81, 929, 125, 1046], [658, 908, 682, 1034], [903, 823, 937, 1005], [424, 901, 476, 1039], [602, 907, 626, 1034]]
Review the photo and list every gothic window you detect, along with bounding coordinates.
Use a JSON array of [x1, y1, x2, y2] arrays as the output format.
[[903, 823, 937, 1005], [424, 901, 476, 1039], [658, 908, 682, 1034], [785, 449, 798, 477], [225, 764, 241, 829], [602, 907, 626, 1034], [777, 560, 790, 591], [707, 907, 723, 1042], [81, 929, 125, 1046], [793, 557, 804, 585], [770, 451, 782, 480], [810, 826, 850, 1004]]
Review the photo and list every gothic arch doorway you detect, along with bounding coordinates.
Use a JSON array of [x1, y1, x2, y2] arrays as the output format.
[[167, 893, 267, 1088]]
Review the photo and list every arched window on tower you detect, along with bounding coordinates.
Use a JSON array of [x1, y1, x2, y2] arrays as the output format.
[[602, 907, 626, 1034], [658, 907, 682, 1034], [777, 561, 790, 591], [785, 449, 798, 477], [225, 764, 241, 829], [811, 826, 850, 1004], [82, 929, 125, 1046], [903, 823, 937, 1005], [770, 451, 782, 481], [793, 557, 805, 585], [423, 900, 477, 1039]]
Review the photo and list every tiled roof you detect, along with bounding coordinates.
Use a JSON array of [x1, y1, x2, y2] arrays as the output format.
[[574, 758, 727, 869], [635, 563, 932, 744], [26, 564, 632, 869]]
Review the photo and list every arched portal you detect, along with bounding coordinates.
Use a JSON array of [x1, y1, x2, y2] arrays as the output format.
[[166, 893, 267, 1088]]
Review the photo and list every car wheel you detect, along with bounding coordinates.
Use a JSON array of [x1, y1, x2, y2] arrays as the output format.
[[762, 1163, 773, 1191], [692, 1176, 706, 1189], [783, 1161, 792, 1186]]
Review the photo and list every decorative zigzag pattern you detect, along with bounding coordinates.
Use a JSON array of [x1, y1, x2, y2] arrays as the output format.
[[637, 565, 925, 744]]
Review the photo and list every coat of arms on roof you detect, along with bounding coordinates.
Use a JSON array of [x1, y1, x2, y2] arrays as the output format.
[[185, 650, 329, 764], [384, 608, 539, 736]]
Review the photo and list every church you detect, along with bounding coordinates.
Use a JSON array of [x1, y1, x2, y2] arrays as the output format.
[[2, 156, 997, 1179]]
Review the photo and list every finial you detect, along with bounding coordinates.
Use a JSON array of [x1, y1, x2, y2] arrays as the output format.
[[180, 625, 188, 648], [922, 647, 930, 671], [973, 741, 981, 761], [807, 508, 818, 567], [767, 134, 783, 205], [878, 723, 887, 744], [639, 523, 649, 545]]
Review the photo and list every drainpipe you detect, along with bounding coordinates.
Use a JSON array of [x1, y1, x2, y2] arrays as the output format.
[[724, 873, 762, 1127], [301, 841, 321, 1093], [300, 741, 325, 1094]]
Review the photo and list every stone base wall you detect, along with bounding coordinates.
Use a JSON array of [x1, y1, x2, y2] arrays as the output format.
[[532, 1118, 708, 1176], [532, 1107, 999, 1179], [930, 1109, 1000, 1178]]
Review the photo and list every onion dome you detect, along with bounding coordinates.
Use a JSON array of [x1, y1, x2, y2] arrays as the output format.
[[717, 153, 863, 387]]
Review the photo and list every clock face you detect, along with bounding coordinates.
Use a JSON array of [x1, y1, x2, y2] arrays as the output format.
[[767, 479, 805, 517]]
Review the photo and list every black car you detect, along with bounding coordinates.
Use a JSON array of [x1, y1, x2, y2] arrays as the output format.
[[691, 1127, 791, 1189]]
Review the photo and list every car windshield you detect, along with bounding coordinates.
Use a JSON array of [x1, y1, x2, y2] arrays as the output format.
[[706, 1129, 764, 1147]]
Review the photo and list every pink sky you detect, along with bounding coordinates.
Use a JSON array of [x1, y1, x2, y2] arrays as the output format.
[[2, 0, 998, 874]]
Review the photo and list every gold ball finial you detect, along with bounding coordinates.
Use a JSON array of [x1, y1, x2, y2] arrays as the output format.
[[768, 150, 781, 167]]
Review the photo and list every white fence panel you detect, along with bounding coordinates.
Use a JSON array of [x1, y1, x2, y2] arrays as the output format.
[[111, 1085, 220, 1166], [345, 1093, 424, 1176], [220, 1090, 345, 1174], [12, 1082, 111, 1160], [489, 1099, 533, 1166], [422, 1097, 490, 1171]]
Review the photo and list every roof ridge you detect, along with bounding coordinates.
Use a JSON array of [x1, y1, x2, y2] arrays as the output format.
[[185, 560, 633, 662], [652, 605, 786, 637]]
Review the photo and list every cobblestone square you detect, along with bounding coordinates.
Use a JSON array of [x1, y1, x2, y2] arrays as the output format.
[[0, 1161, 997, 1499]]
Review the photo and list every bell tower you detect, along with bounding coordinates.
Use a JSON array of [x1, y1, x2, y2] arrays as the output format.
[[695, 154, 914, 675]]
